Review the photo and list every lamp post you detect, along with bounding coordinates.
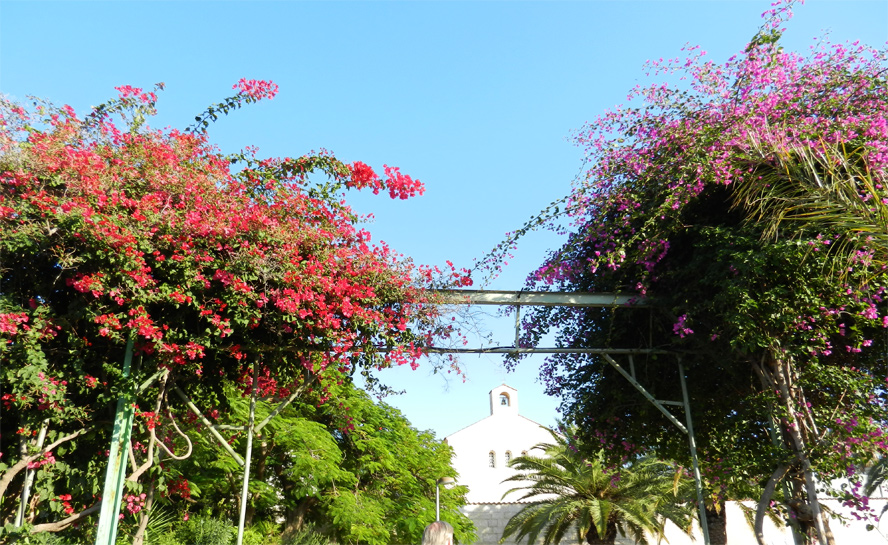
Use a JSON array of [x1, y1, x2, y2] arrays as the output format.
[[435, 477, 455, 520]]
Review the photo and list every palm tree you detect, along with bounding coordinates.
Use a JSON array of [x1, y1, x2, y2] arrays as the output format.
[[499, 427, 695, 545], [730, 139, 888, 545]]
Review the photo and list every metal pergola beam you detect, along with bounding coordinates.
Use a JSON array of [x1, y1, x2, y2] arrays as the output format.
[[434, 289, 647, 307], [423, 347, 668, 354]]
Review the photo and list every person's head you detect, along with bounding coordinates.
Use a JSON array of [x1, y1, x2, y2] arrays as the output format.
[[422, 521, 454, 545]]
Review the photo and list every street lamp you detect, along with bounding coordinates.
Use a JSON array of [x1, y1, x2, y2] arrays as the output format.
[[435, 477, 456, 520]]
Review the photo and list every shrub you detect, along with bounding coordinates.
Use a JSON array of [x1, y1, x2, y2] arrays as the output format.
[[174, 516, 234, 545]]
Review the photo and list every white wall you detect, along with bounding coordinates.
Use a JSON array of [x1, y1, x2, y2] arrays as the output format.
[[459, 503, 693, 545], [724, 499, 888, 545], [445, 385, 555, 503], [458, 500, 888, 545]]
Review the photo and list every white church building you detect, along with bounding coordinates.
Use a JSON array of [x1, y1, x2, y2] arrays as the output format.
[[444, 384, 888, 545], [444, 384, 560, 545]]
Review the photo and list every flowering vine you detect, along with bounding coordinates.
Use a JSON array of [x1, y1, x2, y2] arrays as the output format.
[[0, 79, 468, 538], [489, 2, 888, 543]]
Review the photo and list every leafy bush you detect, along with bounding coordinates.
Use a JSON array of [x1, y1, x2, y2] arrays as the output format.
[[147, 531, 184, 545], [280, 523, 335, 545], [1, 528, 80, 545], [241, 520, 282, 545], [143, 507, 182, 545], [174, 516, 234, 545]]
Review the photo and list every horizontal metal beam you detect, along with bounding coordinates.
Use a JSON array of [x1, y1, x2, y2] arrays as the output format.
[[423, 347, 668, 355], [434, 290, 646, 307]]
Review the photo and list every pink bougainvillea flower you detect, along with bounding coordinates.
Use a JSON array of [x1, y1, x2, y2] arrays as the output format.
[[233, 78, 279, 101]]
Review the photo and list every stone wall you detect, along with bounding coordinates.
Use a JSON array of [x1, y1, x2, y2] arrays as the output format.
[[460, 502, 681, 545], [461, 503, 541, 545]]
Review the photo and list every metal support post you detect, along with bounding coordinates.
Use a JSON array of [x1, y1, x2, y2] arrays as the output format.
[[236, 363, 259, 545], [173, 386, 245, 466], [603, 354, 710, 544], [679, 362, 711, 545], [514, 306, 521, 349], [602, 354, 687, 433], [254, 385, 306, 434], [95, 338, 136, 545]]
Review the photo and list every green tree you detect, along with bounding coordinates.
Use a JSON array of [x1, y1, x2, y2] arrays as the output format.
[[500, 427, 694, 545], [171, 382, 475, 545]]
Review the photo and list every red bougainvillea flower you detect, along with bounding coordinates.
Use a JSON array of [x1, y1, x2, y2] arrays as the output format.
[[233, 78, 279, 101]]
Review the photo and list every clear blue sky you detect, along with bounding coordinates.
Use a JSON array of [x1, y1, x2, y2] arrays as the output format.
[[2, 1, 886, 439]]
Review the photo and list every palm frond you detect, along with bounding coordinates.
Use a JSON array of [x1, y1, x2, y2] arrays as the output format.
[[500, 425, 696, 545], [731, 138, 888, 280], [865, 457, 888, 518]]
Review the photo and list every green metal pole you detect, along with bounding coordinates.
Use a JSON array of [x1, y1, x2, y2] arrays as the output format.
[[172, 386, 245, 466], [95, 338, 136, 545], [679, 362, 711, 545]]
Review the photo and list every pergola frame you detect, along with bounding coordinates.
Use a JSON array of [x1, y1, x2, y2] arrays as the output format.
[[86, 289, 711, 545], [433, 290, 712, 545]]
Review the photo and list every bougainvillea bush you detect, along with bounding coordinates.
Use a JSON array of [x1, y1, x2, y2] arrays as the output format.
[[0, 81, 469, 541], [499, 2, 887, 544]]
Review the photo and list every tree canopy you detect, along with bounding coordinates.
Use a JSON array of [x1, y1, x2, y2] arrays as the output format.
[[497, 2, 888, 543], [173, 382, 474, 545]]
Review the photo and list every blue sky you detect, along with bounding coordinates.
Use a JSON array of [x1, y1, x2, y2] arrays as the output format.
[[2, 1, 886, 440]]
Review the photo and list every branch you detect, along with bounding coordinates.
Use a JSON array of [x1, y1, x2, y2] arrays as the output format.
[[817, 389, 846, 443], [30, 502, 101, 533], [156, 401, 193, 461], [755, 463, 791, 545], [0, 428, 90, 500], [128, 373, 168, 482], [751, 352, 777, 392]]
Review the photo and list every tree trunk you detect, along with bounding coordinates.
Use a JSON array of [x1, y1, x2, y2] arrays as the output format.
[[584, 520, 617, 545], [244, 501, 256, 526], [755, 463, 793, 545], [787, 471, 816, 541], [706, 502, 728, 545], [30, 503, 101, 533], [283, 497, 316, 538], [0, 429, 89, 501], [768, 353, 833, 545], [132, 480, 156, 545]]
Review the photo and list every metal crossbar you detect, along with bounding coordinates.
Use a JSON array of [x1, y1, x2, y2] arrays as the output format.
[[434, 289, 647, 307]]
